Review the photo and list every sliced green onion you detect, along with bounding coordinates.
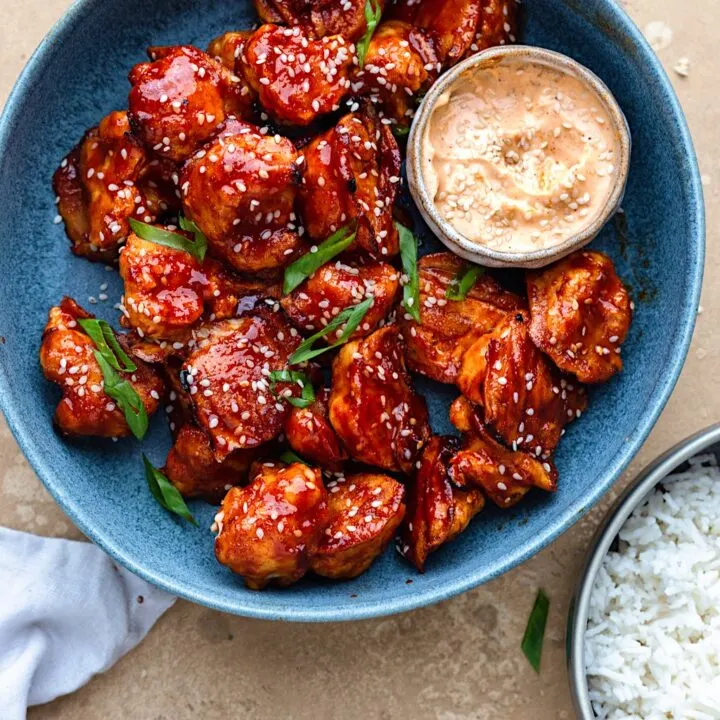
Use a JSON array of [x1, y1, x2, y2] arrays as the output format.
[[77, 318, 137, 373], [269, 370, 315, 409], [143, 455, 197, 526], [521, 589, 550, 673], [129, 217, 207, 262], [283, 224, 356, 295], [94, 351, 148, 440], [278, 450, 309, 466], [445, 264, 485, 301], [288, 297, 374, 364], [392, 125, 411, 139], [397, 222, 420, 322], [356, 0, 382, 68]]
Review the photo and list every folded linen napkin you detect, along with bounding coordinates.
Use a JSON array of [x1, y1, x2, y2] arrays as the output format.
[[0, 527, 175, 719]]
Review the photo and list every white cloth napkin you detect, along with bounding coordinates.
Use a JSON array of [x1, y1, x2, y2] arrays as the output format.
[[0, 527, 175, 719]]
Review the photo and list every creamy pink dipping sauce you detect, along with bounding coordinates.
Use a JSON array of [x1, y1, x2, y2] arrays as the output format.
[[422, 56, 620, 254]]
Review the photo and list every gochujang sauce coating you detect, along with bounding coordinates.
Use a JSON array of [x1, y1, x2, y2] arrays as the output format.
[[310, 473, 405, 579], [182, 309, 302, 459], [449, 397, 558, 508], [283, 388, 348, 471], [239, 24, 353, 126], [207, 31, 252, 71], [328, 325, 430, 473], [53, 111, 171, 262], [163, 423, 261, 502], [296, 108, 402, 256], [128, 45, 252, 163], [400, 253, 525, 384], [118, 231, 250, 343], [464, 0, 521, 56], [526, 250, 632, 384], [398, 436, 485, 571], [457, 310, 587, 456], [253, 0, 382, 41], [353, 21, 440, 129], [281, 259, 400, 339], [180, 119, 306, 273], [39, 298, 163, 438], [215, 462, 328, 589]]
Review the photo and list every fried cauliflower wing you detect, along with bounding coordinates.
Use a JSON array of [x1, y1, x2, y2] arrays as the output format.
[[207, 31, 252, 71], [283, 388, 348, 471], [353, 21, 440, 128], [449, 397, 558, 508], [281, 259, 399, 338], [53, 111, 175, 262], [400, 253, 525, 384], [398, 436, 484, 571], [118, 230, 255, 343], [239, 24, 352, 126], [526, 250, 632, 384], [180, 119, 306, 273], [253, 0, 382, 41], [296, 108, 402, 256], [214, 461, 328, 589], [128, 45, 252, 163], [310, 472, 405, 579], [464, 0, 521, 56], [328, 325, 430, 473], [39, 298, 163, 438], [457, 310, 587, 456], [182, 308, 302, 459], [163, 423, 261, 502]]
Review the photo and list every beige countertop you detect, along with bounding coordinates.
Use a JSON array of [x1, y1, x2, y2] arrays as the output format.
[[1, 1, 717, 718]]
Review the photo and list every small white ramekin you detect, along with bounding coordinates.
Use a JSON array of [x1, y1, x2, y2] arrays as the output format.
[[406, 45, 631, 269]]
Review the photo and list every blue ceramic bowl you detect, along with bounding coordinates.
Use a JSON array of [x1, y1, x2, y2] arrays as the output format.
[[0, 0, 704, 621]]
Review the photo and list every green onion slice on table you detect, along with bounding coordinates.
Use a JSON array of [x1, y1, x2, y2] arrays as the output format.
[[143, 455, 198, 525], [282, 224, 357, 295], [521, 589, 550, 673], [288, 297, 374, 364], [129, 217, 207, 262], [269, 370, 316, 409]]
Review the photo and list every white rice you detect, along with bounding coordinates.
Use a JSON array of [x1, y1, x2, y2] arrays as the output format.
[[585, 453, 720, 719]]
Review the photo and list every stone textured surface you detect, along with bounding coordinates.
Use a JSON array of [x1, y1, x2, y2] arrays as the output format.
[[1, 0, 717, 717]]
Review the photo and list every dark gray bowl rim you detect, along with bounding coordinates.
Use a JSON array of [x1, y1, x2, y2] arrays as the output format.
[[567, 423, 720, 717], [0, 0, 706, 621]]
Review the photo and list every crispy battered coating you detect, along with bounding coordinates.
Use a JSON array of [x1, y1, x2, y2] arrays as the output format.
[[39, 298, 163, 438], [329, 326, 430, 473], [118, 231, 252, 343], [457, 311, 587, 456], [400, 253, 525, 384], [207, 31, 251, 70], [398, 436, 485, 571], [449, 397, 558, 508], [180, 119, 307, 273], [215, 462, 328, 589], [353, 21, 439, 128], [128, 45, 252, 163], [253, 0, 382, 41], [53, 112, 175, 262], [240, 24, 352, 126], [283, 388, 348, 471], [281, 259, 399, 339], [182, 308, 302, 459], [163, 423, 260, 501], [526, 251, 632, 384], [296, 108, 402, 256], [310, 473, 405, 579]]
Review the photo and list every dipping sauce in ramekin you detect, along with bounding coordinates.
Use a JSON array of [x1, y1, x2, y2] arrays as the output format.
[[407, 47, 631, 268]]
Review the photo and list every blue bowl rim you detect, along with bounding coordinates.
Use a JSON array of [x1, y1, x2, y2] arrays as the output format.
[[0, 0, 706, 621]]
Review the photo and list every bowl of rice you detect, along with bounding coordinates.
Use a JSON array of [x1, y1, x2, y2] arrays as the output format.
[[568, 424, 720, 719]]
